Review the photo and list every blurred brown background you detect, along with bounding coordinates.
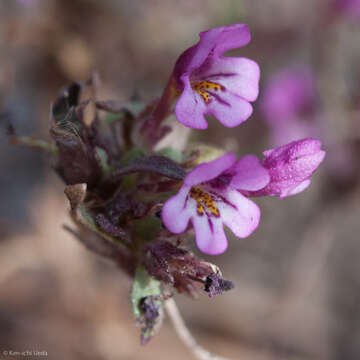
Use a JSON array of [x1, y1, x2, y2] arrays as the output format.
[[1, 0, 360, 359]]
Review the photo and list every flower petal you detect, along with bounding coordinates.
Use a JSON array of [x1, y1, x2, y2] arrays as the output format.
[[206, 90, 253, 128], [161, 186, 192, 234], [269, 150, 325, 197], [192, 216, 228, 255], [194, 57, 260, 102], [185, 153, 236, 186], [230, 155, 270, 191], [174, 24, 251, 82], [281, 179, 311, 198], [175, 76, 208, 129], [209, 24, 251, 57], [218, 189, 260, 238], [262, 138, 323, 164], [253, 138, 326, 198]]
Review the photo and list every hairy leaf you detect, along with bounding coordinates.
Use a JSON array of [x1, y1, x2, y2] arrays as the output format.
[[131, 265, 163, 344], [142, 240, 214, 297], [50, 83, 103, 186], [112, 155, 185, 180]]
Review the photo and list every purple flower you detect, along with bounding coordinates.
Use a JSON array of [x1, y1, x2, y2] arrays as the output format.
[[261, 66, 315, 123], [248, 138, 326, 199], [333, 0, 360, 20], [161, 153, 269, 255], [172, 24, 260, 130]]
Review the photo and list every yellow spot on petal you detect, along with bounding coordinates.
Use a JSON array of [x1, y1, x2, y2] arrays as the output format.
[[189, 186, 220, 217], [192, 81, 224, 103]]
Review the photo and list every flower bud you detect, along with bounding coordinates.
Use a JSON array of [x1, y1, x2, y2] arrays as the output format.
[[249, 138, 326, 198]]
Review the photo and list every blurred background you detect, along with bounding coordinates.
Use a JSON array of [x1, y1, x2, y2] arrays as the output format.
[[1, 0, 360, 359]]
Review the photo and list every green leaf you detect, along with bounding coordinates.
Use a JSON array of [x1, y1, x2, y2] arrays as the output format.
[[131, 265, 162, 317], [131, 265, 163, 344], [94, 146, 111, 177], [133, 216, 162, 243], [157, 147, 184, 163], [119, 147, 146, 166]]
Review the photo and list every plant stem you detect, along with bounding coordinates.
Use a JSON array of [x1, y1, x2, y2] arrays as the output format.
[[140, 75, 177, 147], [164, 298, 232, 360]]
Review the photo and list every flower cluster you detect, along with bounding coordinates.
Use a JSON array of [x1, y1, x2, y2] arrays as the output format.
[[11, 23, 326, 344], [162, 138, 325, 255], [157, 25, 325, 255]]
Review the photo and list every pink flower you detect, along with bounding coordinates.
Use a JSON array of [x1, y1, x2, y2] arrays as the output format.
[[172, 24, 260, 130], [333, 0, 360, 20], [161, 153, 269, 255], [161, 139, 325, 255], [248, 138, 326, 199], [261, 67, 315, 122]]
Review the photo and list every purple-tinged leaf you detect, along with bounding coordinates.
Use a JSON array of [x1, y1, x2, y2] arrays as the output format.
[[96, 213, 126, 238], [142, 240, 214, 297], [204, 273, 234, 297], [63, 184, 135, 276], [112, 155, 186, 180]]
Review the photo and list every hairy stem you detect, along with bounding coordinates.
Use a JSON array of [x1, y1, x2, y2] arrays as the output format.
[[140, 75, 177, 147], [164, 298, 232, 360]]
